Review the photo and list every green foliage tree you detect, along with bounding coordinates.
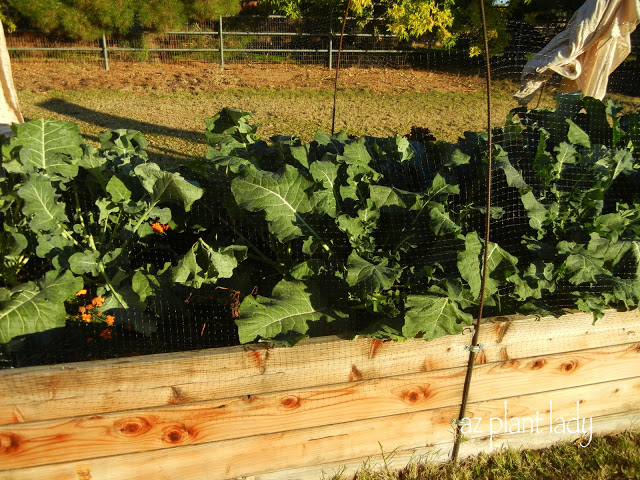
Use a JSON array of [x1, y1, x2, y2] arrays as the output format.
[[258, 0, 581, 55], [1, 4, 17, 32], [4, 0, 241, 40]]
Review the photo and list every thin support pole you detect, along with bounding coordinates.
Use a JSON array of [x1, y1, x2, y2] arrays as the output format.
[[101, 34, 109, 70], [328, 26, 333, 70], [535, 81, 547, 109], [450, 0, 494, 464], [219, 16, 225, 70], [331, 1, 351, 135]]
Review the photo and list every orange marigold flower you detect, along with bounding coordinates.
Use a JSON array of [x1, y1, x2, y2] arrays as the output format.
[[85, 304, 94, 311], [78, 305, 87, 314], [92, 296, 104, 307], [100, 328, 112, 340], [75, 289, 88, 296], [81, 313, 92, 322], [152, 222, 170, 234], [105, 315, 115, 326]]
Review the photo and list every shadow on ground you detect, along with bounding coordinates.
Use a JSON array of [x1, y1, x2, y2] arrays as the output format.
[[35, 98, 207, 164]]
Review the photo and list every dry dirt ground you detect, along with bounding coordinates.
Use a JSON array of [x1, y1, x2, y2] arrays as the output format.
[[12, 61, 486, 95]]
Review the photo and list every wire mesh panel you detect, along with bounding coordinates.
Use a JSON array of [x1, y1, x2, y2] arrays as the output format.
[[1, 7, 640, 479], [1, 7, 640, 367], [5, 31, 104, 63]]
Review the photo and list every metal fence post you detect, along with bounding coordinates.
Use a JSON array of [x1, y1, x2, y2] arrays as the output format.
[[101, 34, 109, 70], [219, 16, 224, 70], [328, 21, 333, 69], [329, 28, 333, 70]]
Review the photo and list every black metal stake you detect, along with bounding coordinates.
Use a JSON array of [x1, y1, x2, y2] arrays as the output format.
[[450, 0, 494, 464], [331, 0, 351, 135]]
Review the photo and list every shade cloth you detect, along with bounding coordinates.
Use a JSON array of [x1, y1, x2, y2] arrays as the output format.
[[514, 0, 640, 105], [0, 20, 23, 136]]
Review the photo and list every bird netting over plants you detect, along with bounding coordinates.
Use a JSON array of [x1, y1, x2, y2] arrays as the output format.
[[1, 92, 640, 368]]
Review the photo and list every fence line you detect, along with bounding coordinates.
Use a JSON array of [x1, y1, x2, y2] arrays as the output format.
[[5, 15, 640, 96], [7, 15, 415, 70]]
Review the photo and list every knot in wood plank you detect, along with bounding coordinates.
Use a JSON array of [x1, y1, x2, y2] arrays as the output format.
[[529, 358, 547, 370], [391, 384, 432, 405], [0, 432, 21, 455], [162, 424, 191, 445], [114, 417, 152, 437], [280, 395, 301, 410], [349, 364, 363, 382], [560, 360, 579, 373]]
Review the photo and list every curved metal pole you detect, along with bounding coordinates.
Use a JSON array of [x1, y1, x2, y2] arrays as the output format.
[[451, 0, 494, 464], [331, 0, 352, 135]]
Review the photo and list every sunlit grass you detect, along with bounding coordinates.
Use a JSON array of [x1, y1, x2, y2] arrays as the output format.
[[325, 430, 640, 480], [17, 75, 639, 168]]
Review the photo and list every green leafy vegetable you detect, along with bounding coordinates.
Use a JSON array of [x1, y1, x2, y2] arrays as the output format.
[[236, 280, 347, 344], [0, 270, 82, 343]]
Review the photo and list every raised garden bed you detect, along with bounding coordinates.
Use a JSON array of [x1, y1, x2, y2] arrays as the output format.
[[2, 94, 640, 477], [0, 309, 639, 479]]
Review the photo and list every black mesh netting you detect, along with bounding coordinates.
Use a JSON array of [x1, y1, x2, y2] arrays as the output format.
[[2, 14, 640, 370]]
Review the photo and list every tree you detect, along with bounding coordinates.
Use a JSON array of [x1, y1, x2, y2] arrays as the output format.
[[258, 0, 581, 55], [4, 0, 241, 40], [1, 4, 17, 32]]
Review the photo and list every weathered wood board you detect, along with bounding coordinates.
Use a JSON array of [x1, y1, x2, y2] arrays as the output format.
[[0, 310, 638, 479]]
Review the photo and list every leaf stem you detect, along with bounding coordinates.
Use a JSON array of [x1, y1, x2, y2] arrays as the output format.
[[60, 228, 81, 248], [218, 216, 287, 274], [74, 190, 98, 252], [299, 218, 332, 253], [120, 199, 159, 253], [98, 262, 128, 309]]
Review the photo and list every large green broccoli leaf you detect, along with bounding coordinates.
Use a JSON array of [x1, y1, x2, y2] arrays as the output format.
[[0, 270, 82, 344]]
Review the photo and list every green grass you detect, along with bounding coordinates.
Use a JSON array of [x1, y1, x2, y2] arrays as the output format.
[[325, 430, 640, 480]]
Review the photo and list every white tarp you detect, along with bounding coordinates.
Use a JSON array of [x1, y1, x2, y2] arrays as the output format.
[[514, 0, 640, 105], [0, 20, 23, 136]]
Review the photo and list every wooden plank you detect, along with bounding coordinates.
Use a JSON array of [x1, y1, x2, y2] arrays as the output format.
[[1, 377, 638, 480], [1, 310, 638, 424], [1, 342, 638, 471], [247, 409, 640, 480]]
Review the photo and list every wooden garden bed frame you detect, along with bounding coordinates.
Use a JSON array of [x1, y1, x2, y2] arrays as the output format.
[[0, 309, 639, 479]]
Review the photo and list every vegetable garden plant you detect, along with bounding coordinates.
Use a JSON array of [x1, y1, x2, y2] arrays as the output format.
[[1, 93, 640, 362]]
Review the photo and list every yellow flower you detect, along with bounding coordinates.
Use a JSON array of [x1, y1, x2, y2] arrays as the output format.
[[105, 315, 115, 326], [75, 289, 88, 296], [81, 313, 92, 322]]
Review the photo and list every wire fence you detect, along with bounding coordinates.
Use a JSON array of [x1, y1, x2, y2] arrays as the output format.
[[6, 14, 640, 94]]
